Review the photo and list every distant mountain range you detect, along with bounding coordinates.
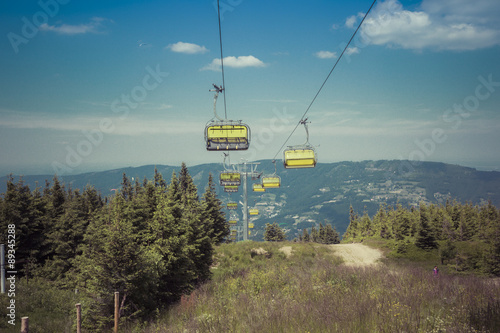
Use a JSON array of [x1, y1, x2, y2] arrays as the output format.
[[2, 160, 499, 240]]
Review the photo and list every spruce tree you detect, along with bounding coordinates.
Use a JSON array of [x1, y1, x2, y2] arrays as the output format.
[[149, 171, 196, 304], [264, 222, 286, 242], [310, 226, 319, 243], [178, 164, 213, 284], [201, 173, 228, 244], [324, 224, 340, 244], [75, 194, 153, 331], [120, 173, 134, 201], [319, 223, 326, 244], [343, 205, 359, 241], [302, 228, 310, 242], [0, 176, 46, 276], [415, 203, 438, 250]]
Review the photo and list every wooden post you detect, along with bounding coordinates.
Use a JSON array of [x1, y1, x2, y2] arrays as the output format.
[[75, 303, 81, 333], [21, 317, 29, 333], [114, 291, 119, 333]]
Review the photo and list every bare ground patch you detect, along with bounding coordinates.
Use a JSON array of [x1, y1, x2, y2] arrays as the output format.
[[329, 243, 383, 267]]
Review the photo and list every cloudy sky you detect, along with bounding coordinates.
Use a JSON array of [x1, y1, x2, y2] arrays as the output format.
[[1, 0, 499, 175]]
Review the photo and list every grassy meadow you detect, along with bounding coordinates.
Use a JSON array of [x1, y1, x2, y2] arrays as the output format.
[[2, 240, 500, 332], [136, 241, 500, 333]]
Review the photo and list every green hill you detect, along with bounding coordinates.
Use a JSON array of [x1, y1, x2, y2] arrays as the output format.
[[2, 160, 499, 239]]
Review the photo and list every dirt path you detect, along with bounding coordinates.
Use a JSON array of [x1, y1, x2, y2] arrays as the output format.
[[329, 243, 383, 267]]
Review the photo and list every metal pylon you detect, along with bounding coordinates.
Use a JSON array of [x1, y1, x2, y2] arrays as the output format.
[[226, 159, 261, 241]]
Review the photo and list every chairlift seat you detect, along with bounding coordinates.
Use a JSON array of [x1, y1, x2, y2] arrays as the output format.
[[252, 183, 265, 192], [224, 185, 239, 193], [283, 148, 317, 169], [205, 122, 250, 151], [220, 172, 241, 186], [262, 176, 281, 188]]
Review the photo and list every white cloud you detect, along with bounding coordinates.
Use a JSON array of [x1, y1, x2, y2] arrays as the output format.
[[359, 0, 500, 51], [201, 55, 267, 71], [345, 47, 360, 55], [0, 110, 201, 136], [40, 17, 110, 35], [345, 15, 357, 29], [315, 51, 337, 59], [345, 12, 366, 28], [166, 41, 208, 54]]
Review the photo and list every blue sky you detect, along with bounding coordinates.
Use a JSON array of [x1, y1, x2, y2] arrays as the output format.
[[1, 0, 499, 175]]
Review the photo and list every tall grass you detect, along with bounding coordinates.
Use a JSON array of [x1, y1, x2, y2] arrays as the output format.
[[5, 242, 499, 332], [0, 278, 77, 333], [135, 241, 500, 333]]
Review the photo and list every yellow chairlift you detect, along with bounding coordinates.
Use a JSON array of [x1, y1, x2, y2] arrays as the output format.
[[249, 208, 259, 216], [261, 160, 281, 188], [248, 222, 254, 229], [252, 183, 265, 192], [283, 119, 317, 169], [227, 202, 238, 210], [205, 84, 250, 151], [220, 172, 241, 186], [224, 185, 238, 193], [228, 220, 237, 224]]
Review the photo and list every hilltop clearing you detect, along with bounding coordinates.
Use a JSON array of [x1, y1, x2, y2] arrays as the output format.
[[330, 243, 383, 266]]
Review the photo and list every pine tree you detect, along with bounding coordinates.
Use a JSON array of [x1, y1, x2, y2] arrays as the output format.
[[331, 226, 341, 244], [201, 173, 228, 245], [310, 226, 319, 242], [359, 213, 372, 237], [373, 204, 390, 239], [482, 214, 500, 276], [178, 164, 213, 284], [43, 185, 102, 281], [148, 171, 196, 304], [393, 204, 412, 241], [179, 162, 198, 205], [0, 176, 46, 276], [264, 222, 286, 242], [75, 194, 154, 331], [154, 166, 167, 188], [302, 228, 310, 242], [326, 224, 340, 244], [415, 203, 438, 250], [121, 173, 134, 201], [343, 205, 359, 241], [319, 223, 326, 244]]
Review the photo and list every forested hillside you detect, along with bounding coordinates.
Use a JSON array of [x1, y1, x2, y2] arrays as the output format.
[[343, 201, 500, 276], [0, 164, 227, 331], [2, 160, 500, 240]]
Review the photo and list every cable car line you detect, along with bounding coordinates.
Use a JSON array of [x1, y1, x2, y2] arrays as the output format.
[[216, 0, 228, 119], [271, 0, 377, 162], [205, 0, 251, 151]]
